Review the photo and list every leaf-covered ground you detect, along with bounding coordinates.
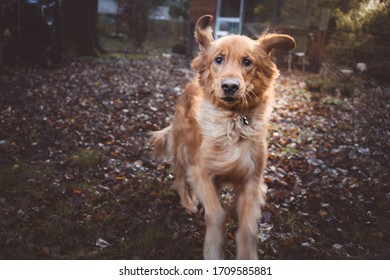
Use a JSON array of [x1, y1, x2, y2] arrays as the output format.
[[0, 50, 389, 259]]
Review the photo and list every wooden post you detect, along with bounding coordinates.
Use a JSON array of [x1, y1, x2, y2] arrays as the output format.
[[308, 8, 331, 72], [239, 0, 244, 34], [272, 0, 282, 25]]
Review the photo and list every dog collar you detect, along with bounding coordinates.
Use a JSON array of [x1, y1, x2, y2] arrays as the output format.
[[240, 116, 249, 126]]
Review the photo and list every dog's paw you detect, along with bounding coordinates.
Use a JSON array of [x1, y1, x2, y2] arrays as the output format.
[[191, 194, 199, 208], [181, 198, 198, 214]]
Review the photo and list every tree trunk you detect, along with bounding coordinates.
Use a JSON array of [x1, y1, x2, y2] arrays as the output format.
[[61, 0, 100, 56], [125, 0, 148, 48]]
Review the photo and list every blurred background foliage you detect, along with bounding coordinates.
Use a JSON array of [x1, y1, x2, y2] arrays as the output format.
[[1, 0, 388, 83], [318, 0, 390, 82]]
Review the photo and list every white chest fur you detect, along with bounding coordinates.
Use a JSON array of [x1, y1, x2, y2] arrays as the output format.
[[195, 101, 268, 174], [196, 101, 268, 143]]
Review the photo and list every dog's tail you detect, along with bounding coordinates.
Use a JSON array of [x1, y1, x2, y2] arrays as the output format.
[[149, 125, 173, 158]]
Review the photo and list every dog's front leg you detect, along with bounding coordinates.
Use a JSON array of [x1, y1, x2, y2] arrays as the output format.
[[188, 166, 225, 259], [203, 197, 225, 260], [172, 165, 199, 214], [236, 180, 266, 259]]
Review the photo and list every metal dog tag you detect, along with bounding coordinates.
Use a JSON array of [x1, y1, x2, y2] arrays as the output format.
[[241, 116, 249, 126]]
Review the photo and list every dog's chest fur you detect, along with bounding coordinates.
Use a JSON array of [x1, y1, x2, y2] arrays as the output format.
[[194, 100, 268, 174]]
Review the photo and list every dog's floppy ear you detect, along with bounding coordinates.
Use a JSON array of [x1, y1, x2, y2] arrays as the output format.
[[260, 34, 296, 54], [195, 15, 214, 50]]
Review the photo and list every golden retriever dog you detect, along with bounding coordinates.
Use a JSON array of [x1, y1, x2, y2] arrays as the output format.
[[150, 15, 295, 259]]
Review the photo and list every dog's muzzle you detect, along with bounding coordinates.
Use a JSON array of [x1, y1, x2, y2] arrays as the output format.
[[221, 78, 240, 102]]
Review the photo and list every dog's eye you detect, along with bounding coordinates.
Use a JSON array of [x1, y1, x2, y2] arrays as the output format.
[[243, 58, 252, 67], [214, 56, 224, 65]]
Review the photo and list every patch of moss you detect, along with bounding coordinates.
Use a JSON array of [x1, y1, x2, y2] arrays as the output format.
[[135, 224, 170, 254], [69, 148, 102, 170], [0, 161, 54, 192]]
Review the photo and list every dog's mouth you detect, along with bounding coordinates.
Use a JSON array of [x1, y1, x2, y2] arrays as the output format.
[[221, 96, 239, 103]]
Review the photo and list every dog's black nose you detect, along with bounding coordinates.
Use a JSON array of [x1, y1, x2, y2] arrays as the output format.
[[221, 79, 240, 96]]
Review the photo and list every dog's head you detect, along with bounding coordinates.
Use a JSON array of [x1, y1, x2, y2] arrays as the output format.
[[191, 15, 295, 111]]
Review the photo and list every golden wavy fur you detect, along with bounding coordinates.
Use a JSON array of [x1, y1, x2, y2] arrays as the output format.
[[150, 15, 295, 259]]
